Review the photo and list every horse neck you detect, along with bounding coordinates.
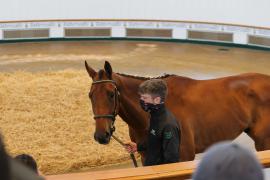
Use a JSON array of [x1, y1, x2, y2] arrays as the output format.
[[114, 74, 149, 131]]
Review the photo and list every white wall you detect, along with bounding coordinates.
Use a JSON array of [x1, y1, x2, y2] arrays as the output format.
[[1, 0, 270, 28]]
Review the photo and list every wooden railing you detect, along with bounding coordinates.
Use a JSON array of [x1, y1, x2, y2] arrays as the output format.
[[46, 150, 270, 180]]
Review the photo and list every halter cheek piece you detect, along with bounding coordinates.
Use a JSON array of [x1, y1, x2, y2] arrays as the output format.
[[91, 80, 120, 134], [91, 80, 138, 168]]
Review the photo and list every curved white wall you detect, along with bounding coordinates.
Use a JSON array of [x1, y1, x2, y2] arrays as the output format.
[[1, 0, 270, 28], [0, 0, 270, 48]]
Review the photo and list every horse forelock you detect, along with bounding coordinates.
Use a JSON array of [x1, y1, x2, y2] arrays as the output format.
[[98, 70, 104, 79], [97, 69, 112, 80]]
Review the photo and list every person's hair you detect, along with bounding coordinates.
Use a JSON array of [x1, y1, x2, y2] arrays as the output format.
[[0, 134, 11, 180], [138, 79, 168, 101], [14, 154, 38, 174], [192, 142, 264, 180]]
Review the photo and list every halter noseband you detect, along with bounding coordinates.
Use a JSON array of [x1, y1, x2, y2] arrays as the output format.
[[91, 79, 120, 133]]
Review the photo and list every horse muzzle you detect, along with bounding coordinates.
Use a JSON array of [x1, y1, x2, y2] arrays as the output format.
[[94, 132, 111, 144]]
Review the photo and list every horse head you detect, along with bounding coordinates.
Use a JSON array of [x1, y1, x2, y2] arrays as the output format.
[[85, 60, 120, 144]]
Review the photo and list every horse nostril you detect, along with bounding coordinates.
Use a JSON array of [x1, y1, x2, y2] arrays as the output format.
[[94, 132, 110, 144], [105, 132, 111, 138]]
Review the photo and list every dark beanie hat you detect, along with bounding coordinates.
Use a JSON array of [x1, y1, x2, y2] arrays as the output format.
[[192, 142, 264, 180]]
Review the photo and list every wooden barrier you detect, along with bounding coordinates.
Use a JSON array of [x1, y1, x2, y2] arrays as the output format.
[[46, 150, 270, 180]]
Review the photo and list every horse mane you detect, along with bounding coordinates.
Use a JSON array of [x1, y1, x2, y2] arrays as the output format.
[[97, 69, 175, 80], [116, 73, 175, 80]]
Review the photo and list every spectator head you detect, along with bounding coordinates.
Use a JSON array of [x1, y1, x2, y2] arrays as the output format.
[[0, 134, 11, 180], [14, 154, 38, 174], [192, 142, 264, 180]]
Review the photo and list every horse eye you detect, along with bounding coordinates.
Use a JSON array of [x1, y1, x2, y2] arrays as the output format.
[[108, 92, 115, 99]]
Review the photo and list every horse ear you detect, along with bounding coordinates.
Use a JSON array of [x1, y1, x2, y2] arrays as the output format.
[[85, 61, 96, 79], [104, 61, 113, 79]]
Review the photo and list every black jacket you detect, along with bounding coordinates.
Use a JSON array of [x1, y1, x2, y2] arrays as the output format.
[[137, 104, 180, 166]]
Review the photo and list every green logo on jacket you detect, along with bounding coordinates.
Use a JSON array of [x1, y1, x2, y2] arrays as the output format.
[[164, 131, 172, 139]]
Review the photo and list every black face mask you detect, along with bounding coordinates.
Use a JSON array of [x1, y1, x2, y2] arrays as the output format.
[[139, 99, 163, 113]]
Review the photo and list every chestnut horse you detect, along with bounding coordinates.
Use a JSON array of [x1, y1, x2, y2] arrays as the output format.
[[85, 61, 270, 161]]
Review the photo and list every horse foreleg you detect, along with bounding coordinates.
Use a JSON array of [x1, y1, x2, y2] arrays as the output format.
[[179, 124, 196, 161]]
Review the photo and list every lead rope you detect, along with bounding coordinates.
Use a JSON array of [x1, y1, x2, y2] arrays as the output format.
[[111, 134, 138, 168]]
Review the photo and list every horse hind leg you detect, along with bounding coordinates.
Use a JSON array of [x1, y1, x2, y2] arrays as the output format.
[[253, 134, 270, 151], [246, 108, 270, 151]]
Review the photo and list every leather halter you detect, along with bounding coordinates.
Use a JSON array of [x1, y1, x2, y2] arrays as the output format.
[[91, 80, 120, 133], [91, 80, 138, 167]]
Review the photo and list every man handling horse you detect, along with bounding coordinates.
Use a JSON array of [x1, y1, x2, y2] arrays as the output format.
[[125, 79, 181, 166]]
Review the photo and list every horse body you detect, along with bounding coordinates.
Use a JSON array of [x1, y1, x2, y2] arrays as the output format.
[[165, 73, 270, 160], [86, 61, 270, 162]]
